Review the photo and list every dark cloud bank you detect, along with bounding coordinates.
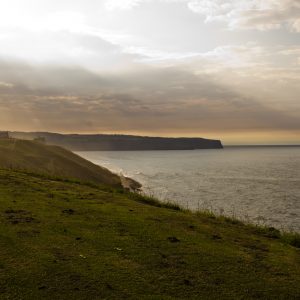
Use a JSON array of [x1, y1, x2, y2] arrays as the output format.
[[0, 58, 299, 137]]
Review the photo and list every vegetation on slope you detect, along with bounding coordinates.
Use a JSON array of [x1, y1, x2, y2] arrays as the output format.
[[0, 168, 299, 299], [0, 138, 121, 187]]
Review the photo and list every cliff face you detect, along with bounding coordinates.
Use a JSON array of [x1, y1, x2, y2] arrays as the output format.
[[9, 132, 223, 151]]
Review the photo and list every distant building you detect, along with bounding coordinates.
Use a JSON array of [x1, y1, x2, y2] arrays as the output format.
[[0, 131, 9, 139]]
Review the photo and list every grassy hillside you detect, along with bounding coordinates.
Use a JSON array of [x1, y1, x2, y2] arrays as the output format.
[[0, 138, 121, 187], [0, 168, 299, 299]]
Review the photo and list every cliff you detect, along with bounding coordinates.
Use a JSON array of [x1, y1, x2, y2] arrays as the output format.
[[9, 132, 223, 151]]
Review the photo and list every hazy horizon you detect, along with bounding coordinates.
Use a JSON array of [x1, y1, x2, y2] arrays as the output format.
[[4, 129, 300, 146], [0, 0, 299, 144]]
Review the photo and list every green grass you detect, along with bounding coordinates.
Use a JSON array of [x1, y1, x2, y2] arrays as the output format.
[[0, 138, 121, 187], [0, 168, 299, 299]]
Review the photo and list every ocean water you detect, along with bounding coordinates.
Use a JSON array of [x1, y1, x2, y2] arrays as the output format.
[[76, 147, 300, 232]]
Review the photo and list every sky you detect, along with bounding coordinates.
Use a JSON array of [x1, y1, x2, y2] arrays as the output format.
[[0, 0, 299, 144]]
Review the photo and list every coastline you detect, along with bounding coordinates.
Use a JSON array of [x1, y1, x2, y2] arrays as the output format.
[[120, 174, 142, 192], [75, 148, 300, 232]]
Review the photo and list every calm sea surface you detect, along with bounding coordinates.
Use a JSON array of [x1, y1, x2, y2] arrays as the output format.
[[76, 147, 300, 231]]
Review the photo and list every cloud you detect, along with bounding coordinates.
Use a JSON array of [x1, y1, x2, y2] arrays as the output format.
[[105, 0, 300, 32], [0, 56, 299, 136], [105, 0, 146, 10], [291, 18, 300, 31], [0, 28, 141, 71], [0, 81, 14, 89], [0, 0, 299, 142], [187, 0, 300, 31], [122, 46, 202, 62]]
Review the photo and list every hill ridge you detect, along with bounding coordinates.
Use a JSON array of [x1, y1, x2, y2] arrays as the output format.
[[0, 138, 122, 187], [9, 131, 223, 151]]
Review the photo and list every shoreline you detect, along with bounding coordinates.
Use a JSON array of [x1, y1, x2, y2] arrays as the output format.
[[74, 150, 300, 233], [120, 174, 142, 192]]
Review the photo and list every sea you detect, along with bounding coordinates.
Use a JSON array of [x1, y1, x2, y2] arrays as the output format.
[[76, 146, 300, 232]]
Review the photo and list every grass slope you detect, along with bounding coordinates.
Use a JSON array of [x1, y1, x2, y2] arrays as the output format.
[[0, 139, 121, 187], [0, 169, 299, 299]]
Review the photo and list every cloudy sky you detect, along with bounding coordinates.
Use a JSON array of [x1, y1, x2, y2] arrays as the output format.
[[0, 0, 299, 144]]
